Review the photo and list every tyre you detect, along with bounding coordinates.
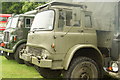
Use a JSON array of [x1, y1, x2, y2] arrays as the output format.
[[14, 44, 26, 64], [3, 52, 14, 60], [35, 65, 62, 78], [63, 57, 101, 80], [24, 61, 34, 66]]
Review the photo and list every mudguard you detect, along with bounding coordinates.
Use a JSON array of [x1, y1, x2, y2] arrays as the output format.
[[63, 44, 104, 70], [13, 39, 27, 53]]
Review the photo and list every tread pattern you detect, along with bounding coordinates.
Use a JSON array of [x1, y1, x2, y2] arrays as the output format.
[[63, 57, 101, 79], [14, 44, 26, 64]]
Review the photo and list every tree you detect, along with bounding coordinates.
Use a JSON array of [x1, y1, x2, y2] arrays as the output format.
[[2, 2, 45, 14], [22, 2, 45, 13], [2, 2, 24, 14]]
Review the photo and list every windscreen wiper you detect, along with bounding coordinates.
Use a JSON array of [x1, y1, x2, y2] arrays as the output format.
[[33, 28, 46, 30], [36, 28, 45, 29]]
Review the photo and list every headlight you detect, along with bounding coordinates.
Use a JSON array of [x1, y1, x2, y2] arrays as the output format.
[[111, 62, 119, 72]]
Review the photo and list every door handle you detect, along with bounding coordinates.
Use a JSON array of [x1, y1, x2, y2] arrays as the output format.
[[114, 39, 120, 42]]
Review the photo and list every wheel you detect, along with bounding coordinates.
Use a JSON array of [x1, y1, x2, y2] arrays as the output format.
[[63, 57, 101, 80], [24, 61, 34, 66], [3, 52, 14, 60], [103, 74, 114, 80], [35, 65, 62, 78], [14, 44, 26, 64]]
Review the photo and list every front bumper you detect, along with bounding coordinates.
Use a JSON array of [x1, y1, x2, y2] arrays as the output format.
[[0, 47, 13, 53], [20, 53, 52, 68]]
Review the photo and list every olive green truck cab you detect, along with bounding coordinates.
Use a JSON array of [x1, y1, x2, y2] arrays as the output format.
[[20, 1, 107, 79], [0, 14, 34, 64]]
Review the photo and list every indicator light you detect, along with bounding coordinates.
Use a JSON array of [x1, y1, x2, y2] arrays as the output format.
[[0, 43, 5, 47], [108, 67, 112, 71], [51, 43, 55, 48], [14, 36, 17, 41]]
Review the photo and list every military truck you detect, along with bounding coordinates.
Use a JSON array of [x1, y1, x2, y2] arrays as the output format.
[[0, 14, 35, 64], [20, 1, 107, 79], [20, 0, 120, 79]]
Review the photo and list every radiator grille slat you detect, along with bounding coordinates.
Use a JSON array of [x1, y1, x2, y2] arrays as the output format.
[[28, 47, 42, 56], [4, 32, 10, 42]]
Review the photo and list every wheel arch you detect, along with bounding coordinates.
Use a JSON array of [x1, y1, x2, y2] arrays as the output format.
[[63, 44, 104, 70], [13, 39, 27, 53]]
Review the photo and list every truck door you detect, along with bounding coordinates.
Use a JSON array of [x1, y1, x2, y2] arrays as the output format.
[[54, 9, 84, 55], [83, 12, 97, 46]]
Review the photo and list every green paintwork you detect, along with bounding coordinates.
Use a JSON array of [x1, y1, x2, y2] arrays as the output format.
[[12, 39, 27, 52], [63, 44, 103, 70], [0, 14, 34, 54], [0, 47, 13, 53]]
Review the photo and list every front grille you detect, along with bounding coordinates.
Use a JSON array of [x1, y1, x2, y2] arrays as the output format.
[[4, 32, 10, 42], [28, 46, 42, 56]]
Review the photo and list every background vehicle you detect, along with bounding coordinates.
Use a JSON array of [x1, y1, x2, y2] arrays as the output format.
[[0, 14, 11, 32], [0, 14, 11, 42], [0, 14, 35, 64]]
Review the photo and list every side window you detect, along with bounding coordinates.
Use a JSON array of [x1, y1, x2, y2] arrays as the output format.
[[58, 10, 65, 29], [65, 10, 80, 27], [66, 11, 72, 26], [85, 15, 92, 28], [58, 10, 80, 29], [25, 18, 33, 28]]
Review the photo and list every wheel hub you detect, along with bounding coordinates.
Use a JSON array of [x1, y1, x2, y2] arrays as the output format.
[[80, 72, 90, 80]]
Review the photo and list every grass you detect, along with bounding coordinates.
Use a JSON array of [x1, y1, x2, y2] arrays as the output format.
[[0, 55, 118, 80], [0, 56, 42, 78], [0, 56, 60, 80]]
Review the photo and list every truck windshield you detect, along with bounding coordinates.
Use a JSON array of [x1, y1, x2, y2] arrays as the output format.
[[6, 16, 19, 29], [31, 10, 54, 31]]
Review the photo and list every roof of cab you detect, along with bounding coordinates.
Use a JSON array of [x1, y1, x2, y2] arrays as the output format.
[[35, 1, 85, 10]]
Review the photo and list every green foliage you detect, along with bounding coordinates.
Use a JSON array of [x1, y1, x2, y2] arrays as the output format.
[[22, 2, 45, 13], [2, 2, 45, 14], [2, 2, 24, 14]]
